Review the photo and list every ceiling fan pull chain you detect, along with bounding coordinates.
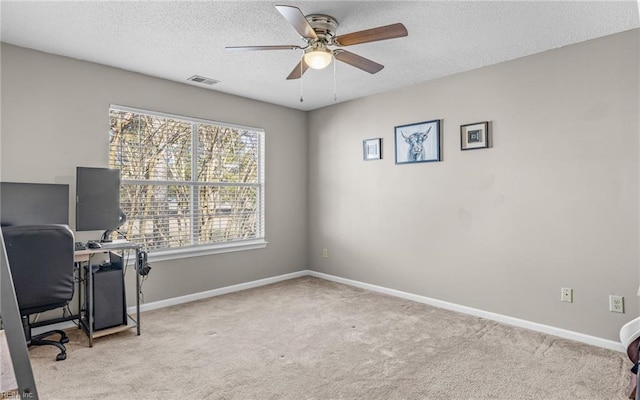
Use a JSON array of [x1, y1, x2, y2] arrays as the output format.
[[299, 52, 304, 102]]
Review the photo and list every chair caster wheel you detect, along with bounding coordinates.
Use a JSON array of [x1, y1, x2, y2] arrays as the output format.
[[56, 353, 67, 361]]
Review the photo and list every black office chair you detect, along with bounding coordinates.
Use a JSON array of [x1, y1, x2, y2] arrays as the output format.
[[2, 224, 75, 361]]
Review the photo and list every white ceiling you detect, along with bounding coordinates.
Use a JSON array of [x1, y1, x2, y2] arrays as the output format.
[[1, 1, 639, 111]]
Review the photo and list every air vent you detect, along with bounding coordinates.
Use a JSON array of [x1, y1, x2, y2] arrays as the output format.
[[187, 75, 220, 85]]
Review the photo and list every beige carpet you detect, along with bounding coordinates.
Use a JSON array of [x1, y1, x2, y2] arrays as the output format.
[[29, 276, 630, 399]]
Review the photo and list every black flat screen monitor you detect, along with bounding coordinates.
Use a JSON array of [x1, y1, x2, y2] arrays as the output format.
[[0, 182, 69, 226], [76, 167, 121, 232]]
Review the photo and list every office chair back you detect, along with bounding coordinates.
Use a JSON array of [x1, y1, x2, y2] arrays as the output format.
[[3, 224, 75, 315], [2, 224, 75, 361]]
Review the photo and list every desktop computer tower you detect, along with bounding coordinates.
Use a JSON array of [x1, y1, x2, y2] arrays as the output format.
[[84, 252, 127, 330]]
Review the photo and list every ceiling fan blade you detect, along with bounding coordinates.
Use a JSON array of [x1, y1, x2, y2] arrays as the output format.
[[334, 23, 408, 46], [275, 5, 317, 39], [226, 45, 301, 51], [334, 50, 384, 74], [286, 60, 310, 80]]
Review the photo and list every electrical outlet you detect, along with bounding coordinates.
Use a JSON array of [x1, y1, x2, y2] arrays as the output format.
[[609, 295, 624, 313], [322, 248, 328, 259], [561, 288, 573, 303]]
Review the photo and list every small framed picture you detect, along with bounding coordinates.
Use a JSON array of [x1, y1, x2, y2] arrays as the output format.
[[460, 121, 489, 150], [363, 138, 382, 160], [394, 119, 441, 164]]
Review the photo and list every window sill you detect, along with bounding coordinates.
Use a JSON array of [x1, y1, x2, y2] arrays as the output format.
[[147, 239, 268, 263]]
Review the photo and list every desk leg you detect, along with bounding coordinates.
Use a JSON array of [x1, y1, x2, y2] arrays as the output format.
[[76, 262, 82, 329], [88, 263, 94, 347], [136, 249, 141, 335]]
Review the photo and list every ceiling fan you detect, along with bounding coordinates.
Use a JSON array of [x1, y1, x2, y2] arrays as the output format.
[[226, 4, 408, 80]]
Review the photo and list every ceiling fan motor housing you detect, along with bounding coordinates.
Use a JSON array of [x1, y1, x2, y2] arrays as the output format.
[[305, 14, 338, 44], [303, 14, 339, 70]]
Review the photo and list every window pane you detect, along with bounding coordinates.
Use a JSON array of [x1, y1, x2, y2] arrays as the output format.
[[197, 186, 258, 243], [197, 125, 258, 183], [120, 183, 193, 250], [110, 111, 191, 181]]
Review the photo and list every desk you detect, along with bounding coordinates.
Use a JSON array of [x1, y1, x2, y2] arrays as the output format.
[[74, 240, 141, 347]]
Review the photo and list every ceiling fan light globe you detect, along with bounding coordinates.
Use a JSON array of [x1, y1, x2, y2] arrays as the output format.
[[304, 50, 332, 69]]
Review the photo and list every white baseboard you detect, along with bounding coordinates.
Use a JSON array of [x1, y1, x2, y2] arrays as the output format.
[[32, 321, 78, 336], [129, 270, 308, 314], [33, 270, 308, 336], [307, 270, 624, 353], [34, 269, 624, 353]]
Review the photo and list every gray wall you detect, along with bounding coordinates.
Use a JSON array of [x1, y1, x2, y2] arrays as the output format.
[[0, 43, 308, 304], [307, 29, 640, 341]]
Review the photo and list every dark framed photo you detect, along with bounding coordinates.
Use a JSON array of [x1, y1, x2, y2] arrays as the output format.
[[363, 138, 382, 160], [394, 119, 441, 164], [460, 121, 489, 150]]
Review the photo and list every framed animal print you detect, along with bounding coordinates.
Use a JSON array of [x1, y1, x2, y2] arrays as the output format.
[[394, 119, 441, 164]]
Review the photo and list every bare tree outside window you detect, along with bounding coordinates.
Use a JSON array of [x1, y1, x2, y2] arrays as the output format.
[[109, 107, 265, 252]]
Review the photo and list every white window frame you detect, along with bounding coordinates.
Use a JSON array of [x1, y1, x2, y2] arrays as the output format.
[[110, 104, 267, 262]]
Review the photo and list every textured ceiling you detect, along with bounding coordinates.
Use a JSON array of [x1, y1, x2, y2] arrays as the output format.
[[1, 1, 639, 111]]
